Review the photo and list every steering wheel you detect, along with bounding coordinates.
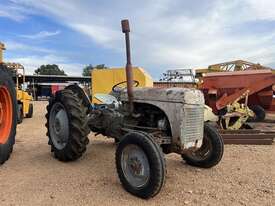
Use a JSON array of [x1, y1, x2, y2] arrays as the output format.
[[112, 80, 139, 93]]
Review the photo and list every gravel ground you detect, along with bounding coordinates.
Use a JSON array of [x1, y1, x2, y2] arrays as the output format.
[[0, 101, 274, 206]]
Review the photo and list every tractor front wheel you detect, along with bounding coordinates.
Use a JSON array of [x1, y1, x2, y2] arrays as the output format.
[[116, 132, 166, 199], [0, 65, 17, 165], [46, 89, 90, 161], [182, 123, 224, 168]]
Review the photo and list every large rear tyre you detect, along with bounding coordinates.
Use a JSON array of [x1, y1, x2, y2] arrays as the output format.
[[45, 89, 89, 161], [26, 103, 33, 118], [116, 132, 166, 199], [0, 65, 17, 165], [182, 123, 224, 168]]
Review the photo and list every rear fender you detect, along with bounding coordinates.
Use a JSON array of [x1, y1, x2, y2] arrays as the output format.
[[65, 84, 91, 109]]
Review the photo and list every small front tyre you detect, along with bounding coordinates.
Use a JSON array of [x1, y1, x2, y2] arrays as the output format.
[[182, 123, 224, 168], [116, 132, 166, 199]]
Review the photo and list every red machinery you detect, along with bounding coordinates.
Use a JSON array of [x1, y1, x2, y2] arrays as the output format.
[[156, 67, 275, 129], [199, 69, 275, 114], [156, 66, 275, 143]]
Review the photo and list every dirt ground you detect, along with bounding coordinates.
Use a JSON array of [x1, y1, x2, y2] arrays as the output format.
[[0, 101, 274, 206]]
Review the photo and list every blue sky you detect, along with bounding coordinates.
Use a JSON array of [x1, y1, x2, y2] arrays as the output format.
[[0, 0, 275, 79]]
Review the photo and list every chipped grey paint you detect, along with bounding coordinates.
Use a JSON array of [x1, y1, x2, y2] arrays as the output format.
[[120, 87, 205, 150], [120, 87, 204, 105]]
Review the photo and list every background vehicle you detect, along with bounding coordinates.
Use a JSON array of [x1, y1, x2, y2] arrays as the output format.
[[11, 64, 33, 123], [45, 20, 224, 198], [0, 43, 33, 123]]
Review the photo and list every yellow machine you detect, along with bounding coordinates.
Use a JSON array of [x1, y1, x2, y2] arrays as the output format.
[[13, 65, 33, 123], [195, 60, 274, 78], [91, 67, 153, 103], [0, 42, 33, 123]]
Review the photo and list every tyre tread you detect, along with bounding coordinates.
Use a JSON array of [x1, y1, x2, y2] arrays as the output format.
[[116, 131, 166, 199], [45, 89, 89, 162]]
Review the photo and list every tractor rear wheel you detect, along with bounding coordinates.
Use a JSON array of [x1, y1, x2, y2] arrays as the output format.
[[182, 123, 224, 168], [0, 65, 17, 165], [45, 89, 89, 161], [116, 132, 166, 199]]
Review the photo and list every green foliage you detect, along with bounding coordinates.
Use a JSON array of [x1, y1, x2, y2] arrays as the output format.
[[94, 64, 107, 70], [82, 64, 108, 76], [34, 64, 66, 76], [82, 64, 94, 76]]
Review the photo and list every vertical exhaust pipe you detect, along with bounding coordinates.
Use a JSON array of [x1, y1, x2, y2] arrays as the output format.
[[121, 19, 134, 113]]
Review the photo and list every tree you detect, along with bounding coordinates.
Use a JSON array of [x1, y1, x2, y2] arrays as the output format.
[[34, 64, 67, 76], [82, 64, 94, 76], [82, 64, 108, 76], [94, 64, 107, 70]]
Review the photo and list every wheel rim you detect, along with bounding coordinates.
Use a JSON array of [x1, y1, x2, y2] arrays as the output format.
[[121, 144, 150, 188], [49, 102, 69, 150], [0, 86, 13, 144], [190, 134, 213, 161]]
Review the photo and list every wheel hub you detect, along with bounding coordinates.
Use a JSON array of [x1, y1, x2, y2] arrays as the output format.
[[121, 144, 150, 188], [54, 118, 61, 134], [49, 103, 69, 150], [128, 157, 143, 177]]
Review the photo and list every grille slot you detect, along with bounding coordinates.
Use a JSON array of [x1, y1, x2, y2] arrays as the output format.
[[181, 105, 204, 145]]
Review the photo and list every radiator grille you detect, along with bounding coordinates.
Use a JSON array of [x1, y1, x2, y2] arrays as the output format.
[[180, 105, 204, 145]]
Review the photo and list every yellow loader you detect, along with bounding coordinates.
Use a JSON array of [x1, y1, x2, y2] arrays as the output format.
[[8, 63, 33, 123], [0, 43, 33, 124]]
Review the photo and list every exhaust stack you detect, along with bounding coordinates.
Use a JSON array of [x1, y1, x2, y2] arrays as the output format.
[[121, 19, 134, 113]]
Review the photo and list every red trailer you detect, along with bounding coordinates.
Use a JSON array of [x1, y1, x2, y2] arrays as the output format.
[[199, 69, 275, 116], [156, 68, 275, 143]]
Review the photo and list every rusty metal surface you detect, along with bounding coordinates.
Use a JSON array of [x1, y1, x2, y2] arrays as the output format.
[[223, 138, 273, 145], [220, 127, 275, 145], [221, 133, 275, 139], [200, 69, 274, 90], [216, 75, 275, 110], [199, 69, 275, 113], [121, 19, 134, 113]]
